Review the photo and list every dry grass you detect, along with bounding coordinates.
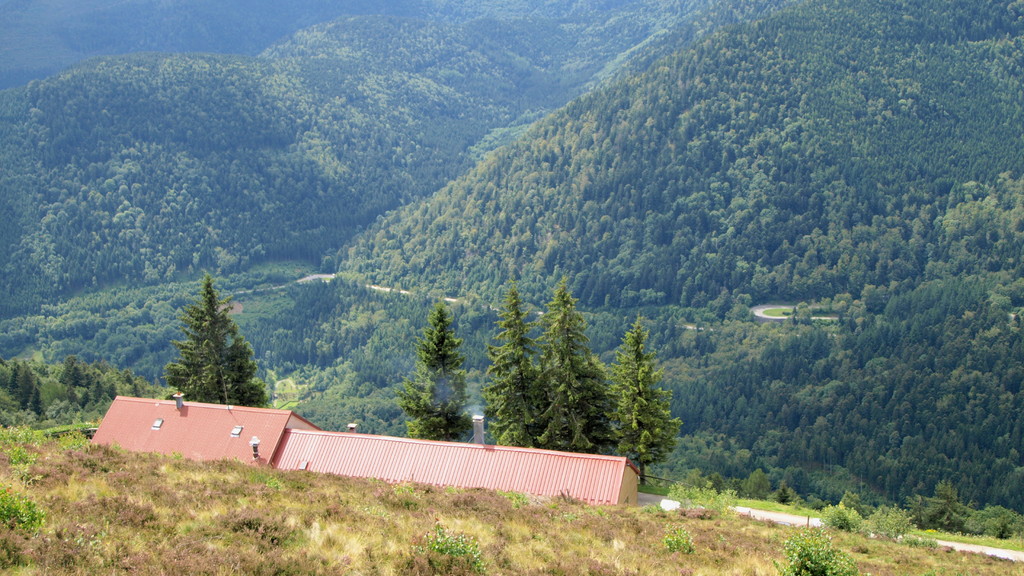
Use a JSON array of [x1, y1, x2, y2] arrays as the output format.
[[0, 435, 1018, 575]]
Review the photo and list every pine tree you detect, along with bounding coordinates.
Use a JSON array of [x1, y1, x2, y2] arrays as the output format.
[[15, 363, 36, 411], [483, 282, 541, 447], [165, 274, 267, 407], [535, 278, 612, 453], [397, 301, 472, 441], [610, 316, 680, 483]]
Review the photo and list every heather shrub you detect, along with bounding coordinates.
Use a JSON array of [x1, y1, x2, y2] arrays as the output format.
[[32, 522, 104, 571], [775, 529, 859, 576], [0, 530, 29, 569], [222, 509, 293, 548]]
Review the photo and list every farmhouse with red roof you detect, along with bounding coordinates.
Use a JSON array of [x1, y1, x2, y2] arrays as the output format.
[[94, 396, 639, 505]]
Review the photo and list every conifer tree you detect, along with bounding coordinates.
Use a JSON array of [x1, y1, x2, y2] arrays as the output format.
[[165, 274, 267, 407], [398, 301, 472, 441], [483, 282, 541, 447], [610, 317, 680, 483], [535, 278, 612, 453]]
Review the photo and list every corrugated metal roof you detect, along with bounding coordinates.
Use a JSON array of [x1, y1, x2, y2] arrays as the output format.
[[92, 396, 319, 464], [273, 429, 635, 505]]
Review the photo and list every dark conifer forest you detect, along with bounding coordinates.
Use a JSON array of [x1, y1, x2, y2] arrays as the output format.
[[2, 0, 1024, 519]]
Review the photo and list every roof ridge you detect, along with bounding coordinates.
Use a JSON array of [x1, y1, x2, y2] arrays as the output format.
[[283, 428, 628, 461]]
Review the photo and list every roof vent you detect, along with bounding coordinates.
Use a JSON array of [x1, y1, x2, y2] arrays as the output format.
[[151, 418, 164, 430], [231, 425, 244, 437]]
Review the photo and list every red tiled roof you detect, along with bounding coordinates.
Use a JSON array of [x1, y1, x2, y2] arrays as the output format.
[[273, 429, 637, 505], [92, 396, 319, 464]]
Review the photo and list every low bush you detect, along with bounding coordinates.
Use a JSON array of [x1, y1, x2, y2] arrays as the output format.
[[821, 505, 863, 532], [775, 529, 859, 576], [222, 509, 293, 548], [668, 484, 736, 514], [0, 487, 44, 533], [866, 506, 914, 540], [663, 525, 695, 554], [413, 523, 485, 574]]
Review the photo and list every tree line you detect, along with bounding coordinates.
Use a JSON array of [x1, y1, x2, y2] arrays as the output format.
[[0, 355, 158, 428], [398, 280, 680, 481]]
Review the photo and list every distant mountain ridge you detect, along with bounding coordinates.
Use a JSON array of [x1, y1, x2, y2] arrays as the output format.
[[0, 0, 708, 89]]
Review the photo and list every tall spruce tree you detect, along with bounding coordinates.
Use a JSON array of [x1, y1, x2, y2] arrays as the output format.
[[536, 278, 612, 453], [397, 301, 472, 441], [610, 316, 680, 483], [483, 282, 541, 447], [165, 274, 267, 407]]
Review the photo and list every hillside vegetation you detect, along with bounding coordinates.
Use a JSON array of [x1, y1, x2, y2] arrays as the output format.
[[0, 0, 725, 316], [0, 0, 702, 89], [0, 430, 1015, 575], [3, 0, 1024, 524], [334, 0, 1024, 511], [344, 0, 1024, 308]]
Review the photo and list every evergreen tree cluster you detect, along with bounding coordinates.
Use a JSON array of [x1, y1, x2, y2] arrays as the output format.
[[402, 280, 680, 477], [0, 355, 156, 427]]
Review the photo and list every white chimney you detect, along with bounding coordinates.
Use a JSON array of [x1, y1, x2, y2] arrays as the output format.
[[347, 423, 358, 433], [173, 392, 184, 410], [472, 415, 485, 444]]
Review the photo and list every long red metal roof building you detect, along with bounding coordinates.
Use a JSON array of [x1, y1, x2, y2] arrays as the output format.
[[93, 396, 639, 505], [273, 428, 639, 505]]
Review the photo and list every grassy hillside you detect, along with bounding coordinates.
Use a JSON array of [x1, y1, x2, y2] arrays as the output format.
[[0, 429, 1015, 575]]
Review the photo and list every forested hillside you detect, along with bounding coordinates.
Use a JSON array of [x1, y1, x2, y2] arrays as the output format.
[[1, 0, 698, 89], [337, 0, 1024, 511], [0, 1, 718, 316], [344, 0, 1024, 309], [4, 0, 1024, 516]]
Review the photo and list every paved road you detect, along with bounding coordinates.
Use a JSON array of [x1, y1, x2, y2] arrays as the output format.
[[750, 304, 792, 321], [639, 495, 1024, 563]]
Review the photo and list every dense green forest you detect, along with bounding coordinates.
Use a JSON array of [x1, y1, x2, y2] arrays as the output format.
[[336, 0, 1024, 511], [0, 1, 728, 316], [0, 354, 159, 427], [344, 0, 1024, 309], [3, 0, 1024, 518], [0, 0, 711, 89]]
